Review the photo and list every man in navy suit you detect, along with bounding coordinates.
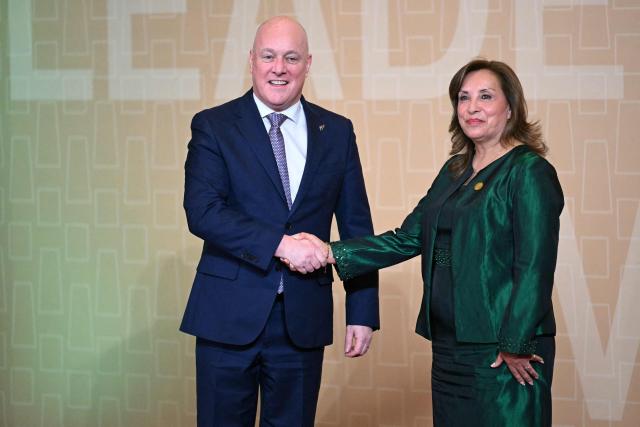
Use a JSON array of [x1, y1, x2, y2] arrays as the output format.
[[180, 16, 379, 426]]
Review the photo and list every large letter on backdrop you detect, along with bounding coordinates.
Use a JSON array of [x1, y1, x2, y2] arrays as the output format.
[[362, 0, 488, 100], [8, 0, 93, 100], [514, 0, 623, 99], [107, 0, 200, 100], [557, 210, 640, 420]]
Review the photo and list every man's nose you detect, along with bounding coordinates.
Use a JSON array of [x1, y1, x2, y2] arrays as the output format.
[[272, 57, 286, 74]]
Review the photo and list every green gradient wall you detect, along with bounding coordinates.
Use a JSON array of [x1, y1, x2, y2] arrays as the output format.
[[1, 1, 639, 426]]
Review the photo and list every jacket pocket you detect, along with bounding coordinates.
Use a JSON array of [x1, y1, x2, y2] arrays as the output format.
[[196, 254, 240, 280]]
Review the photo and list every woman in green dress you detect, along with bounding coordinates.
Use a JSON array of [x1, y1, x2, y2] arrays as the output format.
[[290, 59, 564, 426]]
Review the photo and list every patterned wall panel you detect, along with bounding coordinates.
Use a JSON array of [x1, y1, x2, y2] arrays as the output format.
[[1, 1, 639, 426]]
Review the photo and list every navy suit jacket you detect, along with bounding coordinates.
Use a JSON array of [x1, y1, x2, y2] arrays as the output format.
[[180, 90, 379, 348]]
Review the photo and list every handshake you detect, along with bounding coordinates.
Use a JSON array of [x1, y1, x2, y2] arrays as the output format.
[[275, 232, 336, 274]]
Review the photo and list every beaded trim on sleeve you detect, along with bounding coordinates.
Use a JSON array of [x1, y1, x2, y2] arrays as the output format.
[[330, 243, 354, 281], [498, 337, 537, 355]]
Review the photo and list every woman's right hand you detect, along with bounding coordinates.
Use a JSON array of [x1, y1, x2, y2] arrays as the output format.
[[491, 352, 544, 386]]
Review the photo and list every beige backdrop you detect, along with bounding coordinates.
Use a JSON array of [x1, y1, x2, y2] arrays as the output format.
[[1, 0, 639, 426]]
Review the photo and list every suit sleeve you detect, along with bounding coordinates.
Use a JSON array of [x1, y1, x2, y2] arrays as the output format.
[[183, 112, 284, 271], [332, 122, 381, 329], [498, 157, 564, 354]]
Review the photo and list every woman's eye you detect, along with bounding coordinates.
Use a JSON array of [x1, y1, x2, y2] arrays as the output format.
[[458, 94, 469, 101], [481, 94, 492, 100]]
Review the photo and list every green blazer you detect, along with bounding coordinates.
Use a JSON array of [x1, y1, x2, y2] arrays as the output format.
[[332, 145, 564, 354]]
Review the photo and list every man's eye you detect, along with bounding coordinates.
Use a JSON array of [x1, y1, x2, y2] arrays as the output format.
[[286, 56, 299, 63], [262, 55, 274, 61]]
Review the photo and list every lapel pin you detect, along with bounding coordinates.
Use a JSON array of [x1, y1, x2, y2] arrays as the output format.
[[474, 182, 484, 191], [319, 124, 325, 131]]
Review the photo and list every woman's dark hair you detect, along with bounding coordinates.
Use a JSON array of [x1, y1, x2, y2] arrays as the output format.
[[447, 59, 547, 177]]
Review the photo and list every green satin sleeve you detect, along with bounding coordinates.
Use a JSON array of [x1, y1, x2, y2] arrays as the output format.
[[330, 194, 427, 281], [498, 156, 563, 354]]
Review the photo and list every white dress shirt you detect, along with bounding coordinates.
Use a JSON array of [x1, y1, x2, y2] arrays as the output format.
[[253, 94, 308, 203]]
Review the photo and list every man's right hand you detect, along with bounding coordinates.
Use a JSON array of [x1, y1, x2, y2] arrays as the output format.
[[293, 232, 335, 264], [275, 235, 328, 274]]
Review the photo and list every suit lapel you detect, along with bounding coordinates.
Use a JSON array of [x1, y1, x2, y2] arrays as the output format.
[[234, 91, 289, 207], [289, 99, 324, 216]]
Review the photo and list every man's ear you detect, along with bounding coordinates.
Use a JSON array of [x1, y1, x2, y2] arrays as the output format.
[[305, 54, 313, 76]]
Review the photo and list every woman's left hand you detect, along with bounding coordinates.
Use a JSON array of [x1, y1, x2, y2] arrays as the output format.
[[491, 352, 544, 386]]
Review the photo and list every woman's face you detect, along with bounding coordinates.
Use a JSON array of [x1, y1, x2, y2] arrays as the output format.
[[456, 69, 511, 146]]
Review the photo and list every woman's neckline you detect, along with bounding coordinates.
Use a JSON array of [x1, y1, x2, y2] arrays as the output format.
[[463, 144, 525, 185]]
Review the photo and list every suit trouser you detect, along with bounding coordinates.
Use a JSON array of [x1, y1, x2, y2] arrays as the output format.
[[195, 294, 325, 427]]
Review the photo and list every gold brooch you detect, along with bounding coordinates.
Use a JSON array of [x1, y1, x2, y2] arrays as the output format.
[[474, 182, 484, 191]]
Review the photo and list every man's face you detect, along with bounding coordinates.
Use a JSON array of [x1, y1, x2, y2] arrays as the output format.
[[250, 18, 312, 112]]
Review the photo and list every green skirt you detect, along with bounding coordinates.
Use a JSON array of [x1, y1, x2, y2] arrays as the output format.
[[430, 262, 555, 427]]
